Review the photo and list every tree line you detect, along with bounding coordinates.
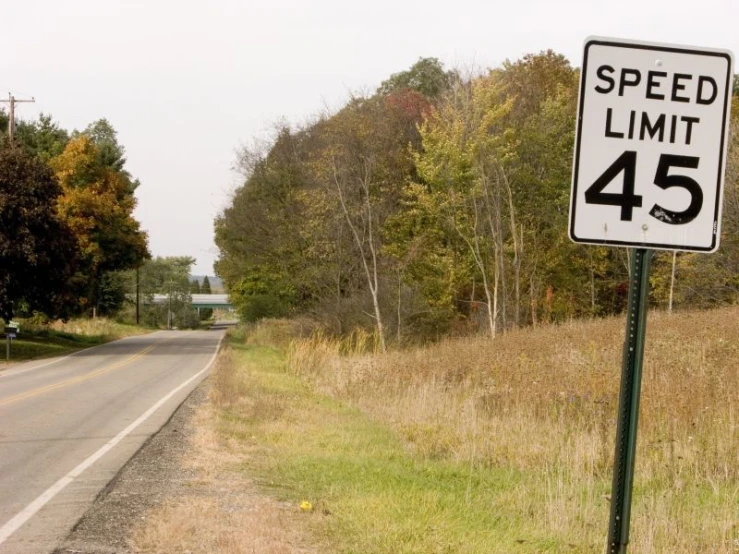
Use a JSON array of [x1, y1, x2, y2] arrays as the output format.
[[214, 51, 739, 346], [1, 112, 220, 328], [126, 255, 214, 329], [0, 115, 148, 322]]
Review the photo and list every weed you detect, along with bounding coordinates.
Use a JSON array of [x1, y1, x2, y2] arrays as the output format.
[[0, 318, 149, 364], [136, 308, 739, 553], [285, 307, 739, 552]]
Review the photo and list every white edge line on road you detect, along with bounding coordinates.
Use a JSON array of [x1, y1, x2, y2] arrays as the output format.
[[0, 333, 225, 546]]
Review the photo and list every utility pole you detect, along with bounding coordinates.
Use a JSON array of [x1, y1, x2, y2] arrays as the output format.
[[0, 93, 36, 142], [668, 251, 677, 313], [135, 267, 140, 325]]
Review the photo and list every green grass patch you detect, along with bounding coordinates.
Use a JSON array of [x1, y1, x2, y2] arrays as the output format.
[[217, 314, 739, 553], [1, 319, 149, 363], [216, 342, 605, 553]]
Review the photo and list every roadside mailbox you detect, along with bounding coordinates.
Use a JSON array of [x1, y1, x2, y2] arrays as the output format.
[[5, 325, 18, 360]]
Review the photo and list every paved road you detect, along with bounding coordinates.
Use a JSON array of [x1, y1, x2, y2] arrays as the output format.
[[0, 330, 223, 554]]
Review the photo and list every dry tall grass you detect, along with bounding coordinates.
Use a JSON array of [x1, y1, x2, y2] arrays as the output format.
[[233, 317, 320, 349], [286, 308, 739, 552], [46, 317, 147, 339], [131, 347, 319, 554]]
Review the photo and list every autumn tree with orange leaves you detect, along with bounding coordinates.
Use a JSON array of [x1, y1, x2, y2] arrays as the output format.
[[51, 134, 149, 316]]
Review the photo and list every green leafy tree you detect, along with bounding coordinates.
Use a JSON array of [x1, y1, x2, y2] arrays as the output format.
[[201, 275, 212, 294], [51, 135, 149, 316], [190, 279, 201, 294], [81, 119, 141, 192], [409, 77, 514, 338], [308, 91, 431, 348], [1, 113, 149, 319], [13, 115, 70, 161], [199, 276, 213, 319], [81, 119, 126, 171], [96, 271, 128, 316], [394, 51, 600, 334], [215, 126, 317, 322], [377, 57, 454, 99], [127, 256, 198, 328], [0, 145, 77, 322], [216, 51, 739, 340], [227, 267, 295, 321]]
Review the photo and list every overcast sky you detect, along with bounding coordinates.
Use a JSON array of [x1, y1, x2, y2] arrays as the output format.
[[3, 0, 738, 274]]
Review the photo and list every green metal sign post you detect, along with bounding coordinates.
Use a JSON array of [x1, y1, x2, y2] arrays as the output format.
[[570, 36, 733, 553], [607, 248, 653, 554]]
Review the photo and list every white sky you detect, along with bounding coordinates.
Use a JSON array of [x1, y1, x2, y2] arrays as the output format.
[[3, 0, 738, 274]]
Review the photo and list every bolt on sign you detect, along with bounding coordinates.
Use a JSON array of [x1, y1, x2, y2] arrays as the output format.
[[570, 37, 734, 252]]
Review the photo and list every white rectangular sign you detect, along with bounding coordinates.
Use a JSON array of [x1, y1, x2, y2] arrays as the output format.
[[570, 37, 734, 252]]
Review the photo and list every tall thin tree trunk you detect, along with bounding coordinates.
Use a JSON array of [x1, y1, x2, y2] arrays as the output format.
[[479, 171, 503, 336], [474, 227, 496, 339], [589, 250, 596, 317], [371, 287, 386, 352], [500, 167, 522, 327], [530, 273, 538, 328], [332, 157, 387, 352], [514, 224, 523, 326], [397, 271, 402, 343], [492, 250, 500, 337], [473, 229, 496, 338], [496, 202, 507, 332], [455, 197, 496, 339], [482, 166, 507, 333]]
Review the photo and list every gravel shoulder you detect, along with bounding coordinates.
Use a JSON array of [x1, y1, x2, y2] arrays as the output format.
[[52, 364, 317, 554], [52, 377, 210, 554]]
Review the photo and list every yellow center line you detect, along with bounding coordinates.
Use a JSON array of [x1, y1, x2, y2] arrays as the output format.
[[0, 340, 169, 408]]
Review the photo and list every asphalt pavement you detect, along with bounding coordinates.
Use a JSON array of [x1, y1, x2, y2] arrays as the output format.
[[0, 330, 223, 554]]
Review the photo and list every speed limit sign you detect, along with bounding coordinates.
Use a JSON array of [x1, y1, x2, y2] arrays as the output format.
[[569, 37, 734, 252]]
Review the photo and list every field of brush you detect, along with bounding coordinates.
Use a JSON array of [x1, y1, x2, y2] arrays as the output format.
[[283, 307, 739, 552], [136, 308, 739, 554]]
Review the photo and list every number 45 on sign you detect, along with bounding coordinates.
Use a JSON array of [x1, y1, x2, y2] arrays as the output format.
[[569, 37, 734, 252]]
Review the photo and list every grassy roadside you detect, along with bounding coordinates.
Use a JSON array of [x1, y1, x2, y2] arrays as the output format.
[[135, 342, 582, 554], [134, 308, 739, 553], [284, 309, 739, 553], [0, 319, 149, 364], [132, 345, 320, 554], [204, 342, 600, 553]]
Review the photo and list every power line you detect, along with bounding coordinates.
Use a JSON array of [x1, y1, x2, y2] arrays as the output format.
[[0, 93, 36, 142]]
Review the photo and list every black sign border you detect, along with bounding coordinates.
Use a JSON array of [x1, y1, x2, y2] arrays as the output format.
[[569, 38, 733, 252]]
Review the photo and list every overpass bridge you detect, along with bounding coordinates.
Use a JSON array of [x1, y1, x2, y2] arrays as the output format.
[[149, 293, 233, 310], [147, 293, 236, 328]]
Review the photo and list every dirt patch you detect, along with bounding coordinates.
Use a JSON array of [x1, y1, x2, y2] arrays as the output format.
[[53, 377, 317, 554]]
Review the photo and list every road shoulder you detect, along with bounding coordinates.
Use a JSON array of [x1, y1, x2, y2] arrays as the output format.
[[52, 375, 208, 554], [53, 370, 316, 554]]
